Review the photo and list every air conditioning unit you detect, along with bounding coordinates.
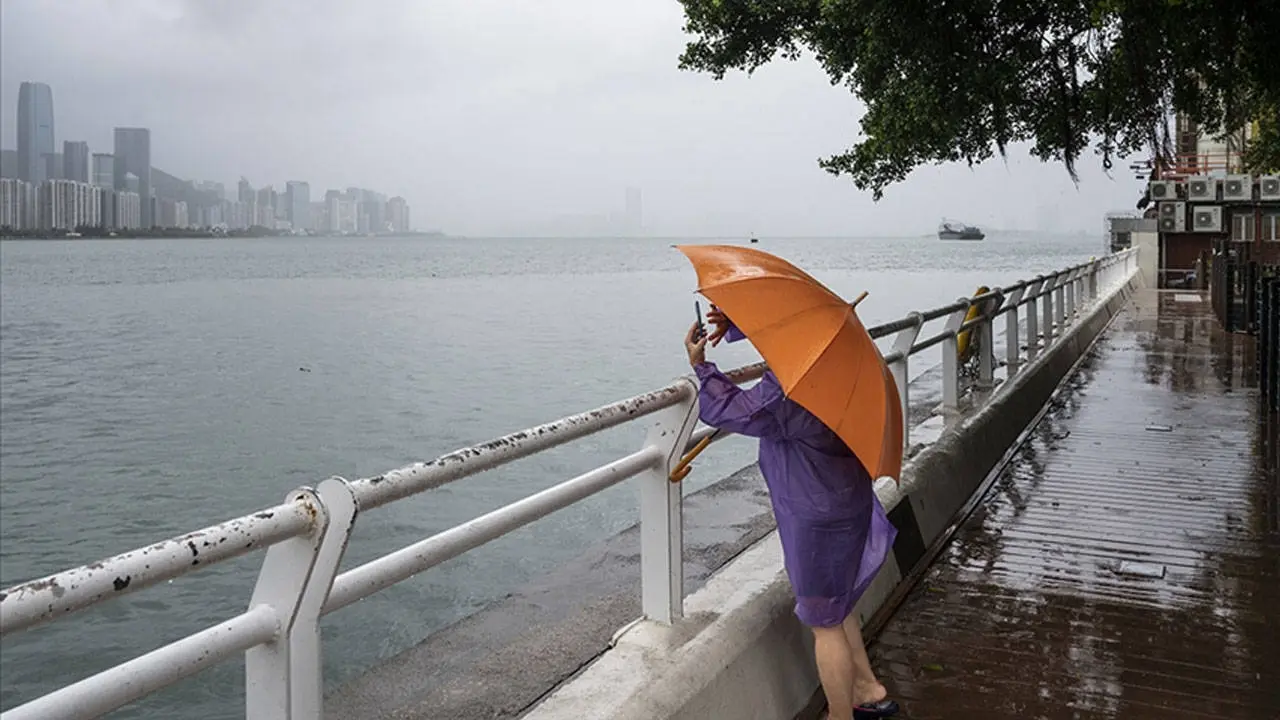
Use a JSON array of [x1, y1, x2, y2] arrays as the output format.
[[1186, 176, 1217, 201], [1223, 174, 1252, 201], [1148, 180, 1177, 201], [1261, 175, 1280, 201], [1191, 205, 1222, 233], [1158, 201, 1186, 232]]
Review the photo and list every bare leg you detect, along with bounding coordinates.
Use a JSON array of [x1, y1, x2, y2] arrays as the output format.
[[841, 613, 887, 705], [812, 625, 856, 719]]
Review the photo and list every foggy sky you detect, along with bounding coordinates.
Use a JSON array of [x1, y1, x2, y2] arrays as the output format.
[[0, 0, 1145, 237]]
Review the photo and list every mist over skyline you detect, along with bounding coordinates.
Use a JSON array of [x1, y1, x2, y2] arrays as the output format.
[[0, 0, 1146, 237]]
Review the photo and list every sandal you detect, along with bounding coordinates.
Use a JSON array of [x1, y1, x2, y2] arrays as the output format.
[[852, 699, 900, 719]]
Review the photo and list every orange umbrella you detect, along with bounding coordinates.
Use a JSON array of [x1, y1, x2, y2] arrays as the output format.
[[676, 244, 904, 482]]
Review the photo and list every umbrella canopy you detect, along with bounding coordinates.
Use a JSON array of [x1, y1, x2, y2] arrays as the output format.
[[676, 244, 904, 482]]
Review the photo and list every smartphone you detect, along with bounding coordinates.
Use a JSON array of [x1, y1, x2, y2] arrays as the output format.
[[694, 300, 706, 341]]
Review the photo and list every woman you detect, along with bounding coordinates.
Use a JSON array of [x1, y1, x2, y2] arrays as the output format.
[[683, 307, 899, 720]]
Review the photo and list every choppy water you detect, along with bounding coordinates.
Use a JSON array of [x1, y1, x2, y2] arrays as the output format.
[[0, 234, 1100, 717]]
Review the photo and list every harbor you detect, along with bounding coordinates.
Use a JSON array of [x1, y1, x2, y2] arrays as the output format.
[[0, 247, 1149, 719]]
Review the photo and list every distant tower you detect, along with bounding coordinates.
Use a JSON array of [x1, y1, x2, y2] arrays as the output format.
[[285, 181, 310, 230], [113, 128, 152, 227], [624, 186, 642, 236], [92, 153, 114, 188], [16, 82, 54, 183], [63, 141, 89, 183]]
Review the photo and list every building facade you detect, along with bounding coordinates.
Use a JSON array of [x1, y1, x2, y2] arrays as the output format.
[[63, 141, 89, 183], [38, 179, 100, 230], [16, 82, 54, 184], [387, 196, 411, 233], [1, 178, 38, 229], [113, 127, 152, 227], [92, 153, 114, 188], [286, 181, 310, 230]]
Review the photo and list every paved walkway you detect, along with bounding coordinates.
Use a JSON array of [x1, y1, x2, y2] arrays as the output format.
[[868, 289, 1280, 719]]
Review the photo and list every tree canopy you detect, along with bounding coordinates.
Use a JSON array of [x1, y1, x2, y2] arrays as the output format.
[[677, 0, 1280, 199]]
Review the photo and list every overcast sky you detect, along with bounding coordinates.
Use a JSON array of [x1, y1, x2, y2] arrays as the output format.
[[1, 0, 1144, 237]]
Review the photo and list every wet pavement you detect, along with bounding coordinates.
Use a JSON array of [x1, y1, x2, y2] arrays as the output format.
[[868, 289, 1280, 719]]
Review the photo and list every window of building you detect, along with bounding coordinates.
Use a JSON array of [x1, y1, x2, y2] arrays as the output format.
[[1230, 212, 1254, 242], [1264, 212, 1280, 242]]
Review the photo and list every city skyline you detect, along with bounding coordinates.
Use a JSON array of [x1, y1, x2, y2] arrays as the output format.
[[0, 2, 1144, 237], [1, 80, 414, 234]]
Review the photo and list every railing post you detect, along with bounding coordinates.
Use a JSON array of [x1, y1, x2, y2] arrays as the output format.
[[638, 378, 700, 624], [287, 477, 358, 720], [976, 294, 999, 390], [890, 314, 923, 451], [1065, 268, 1077, 321], [245, 487, 330, 720], [1088, 259, 1100, 300], [1054, 274, 1067, 329], [1042, 276, 1056, 347], [1002, 285, 1026, 376], [941, 300, 969, 413], [1025, 278, 1042, 360]]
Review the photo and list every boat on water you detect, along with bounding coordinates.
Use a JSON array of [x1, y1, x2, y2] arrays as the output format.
[[938, 220, 985, 241]]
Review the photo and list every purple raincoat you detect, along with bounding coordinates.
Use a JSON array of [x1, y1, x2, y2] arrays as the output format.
[[693, 322, 897, 628]]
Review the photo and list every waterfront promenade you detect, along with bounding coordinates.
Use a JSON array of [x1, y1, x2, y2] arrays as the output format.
[[865, 288, 1278, 719]]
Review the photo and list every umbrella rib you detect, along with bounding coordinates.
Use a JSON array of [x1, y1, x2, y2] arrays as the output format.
[[751, 302, 845, 346], [697, 274, 846, 305], [796, 314, 864, 412]]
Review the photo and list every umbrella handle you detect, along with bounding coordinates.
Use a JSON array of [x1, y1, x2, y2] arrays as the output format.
[[668, 429, 721, 483]]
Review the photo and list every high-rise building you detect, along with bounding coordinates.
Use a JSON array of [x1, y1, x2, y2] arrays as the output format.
[[0, 149, 18, 179], [17, 82, 54, 183], [285, 181, 310, 230], [97, 187, 116, 229], [157, 198, 189, 228], [310, 201, 326, 232], [255, 186, 277, 227], [238, 177, 254, 203], [43, 153, 63, 181], [1, 178, 38, 229], [387, 196, 411, 233], [92, 154, 114, 188], [38, 179, 99, 230], [113, 127, 152, 227], [63, 141, 89, 183], [115, 191, 141, 229]]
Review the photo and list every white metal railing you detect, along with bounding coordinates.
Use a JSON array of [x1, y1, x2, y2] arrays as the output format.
[[0, 248, 1140, 720]]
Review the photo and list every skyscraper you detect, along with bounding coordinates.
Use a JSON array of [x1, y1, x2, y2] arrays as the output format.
[[387, 196, 411, 233], [285, 181, 310, 230], [92, 153, 114, 188], [63, 141, 89, 183], [113, 128, 152, 227], [42, 153, 63, 181], [16, 82, 54, 183]]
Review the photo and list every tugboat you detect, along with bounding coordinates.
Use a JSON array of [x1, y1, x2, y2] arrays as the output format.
[[938, 219, 985, 241]]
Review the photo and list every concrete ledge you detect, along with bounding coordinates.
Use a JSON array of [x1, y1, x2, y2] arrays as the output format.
[[523, 268, 1143, 720]]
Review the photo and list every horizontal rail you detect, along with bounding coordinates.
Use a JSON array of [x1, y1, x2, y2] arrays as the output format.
[[323, 446, 662, 613], [0, 246, 1138, 720], [347, 383, 695, 511], [0, 501, 312, 635], [3, 605, 279, 720]]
